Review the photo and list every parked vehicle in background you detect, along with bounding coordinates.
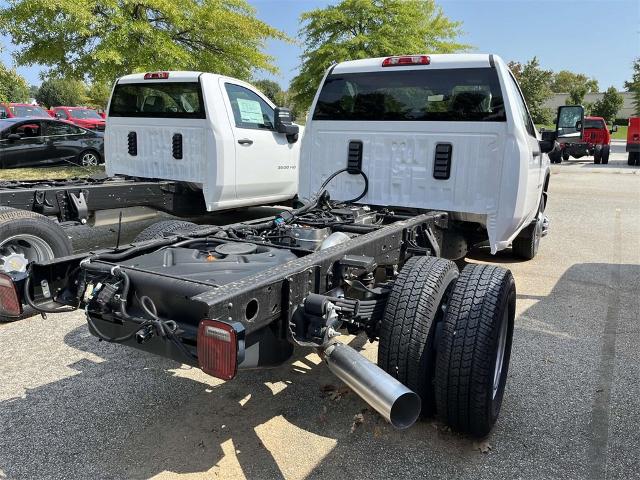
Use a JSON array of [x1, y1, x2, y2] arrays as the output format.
[[0, 118, 104, 168], [0, 103, 53, 119], [555, 116, 616, 164], [51, 106, 106, 131], [627, 116, 640, 166], [105, 71, 300, 212]]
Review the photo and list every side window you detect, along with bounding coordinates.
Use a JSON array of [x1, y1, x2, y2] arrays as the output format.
[[224, 83, 274, 130], [10, 122, 42, 138], [46, 121, 78, 136], [57, 110, 69, 119], [508, 73, 536, 137], [0, 105, 7, 118]]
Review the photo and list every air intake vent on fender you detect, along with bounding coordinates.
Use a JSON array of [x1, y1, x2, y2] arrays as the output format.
[[347, 140, 363, 173], [433, 143, 452, 180], [127, 131, 137, 156]]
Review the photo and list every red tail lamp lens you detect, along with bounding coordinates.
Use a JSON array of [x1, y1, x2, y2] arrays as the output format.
[[0, 273, 22, 317], [382, 55, 430, 67], [143, 71, 170, 80], [197, 319, 239, 380]]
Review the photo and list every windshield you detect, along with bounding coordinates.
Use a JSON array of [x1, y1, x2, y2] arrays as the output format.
[[313, 68, 506, 122], [70, 109, 103, 120], [584, 119, 605, 129], [109, 82, 205, 118], [10, 105, 50, 118]]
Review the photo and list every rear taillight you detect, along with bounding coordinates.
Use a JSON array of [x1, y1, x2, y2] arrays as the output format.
[[197, 320, 243, 380], [382, 55, 430, 67], [0, 273, 22, 317], [144, 71, 170, 80]]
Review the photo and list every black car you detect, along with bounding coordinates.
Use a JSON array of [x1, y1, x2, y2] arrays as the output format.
[[0, 118, 104, 169]]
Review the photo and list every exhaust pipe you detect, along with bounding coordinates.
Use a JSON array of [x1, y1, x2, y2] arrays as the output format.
[[322, 341, 421, 429]]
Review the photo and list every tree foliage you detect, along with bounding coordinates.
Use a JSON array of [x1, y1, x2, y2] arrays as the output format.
[[253, 79, 284, 105], [290, 0, 469, 113], [551, 70, 598, 94], [508, 57, 554, 124], [36, 78, 87, 108], [0, 61, 29, 102], [624, 57, 640, 115], [0, 0, 288, 83], [591, 86, 624, 122], [85, 81, 112, 110], [566, 85, 588, 106]]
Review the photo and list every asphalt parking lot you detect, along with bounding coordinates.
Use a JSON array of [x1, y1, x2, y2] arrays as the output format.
[[0, 140, 638, 480]]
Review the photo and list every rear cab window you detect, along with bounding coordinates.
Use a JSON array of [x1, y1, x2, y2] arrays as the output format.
[[109, 82, 205, 118], [584, 119, 606, 129], [312, 68, 506, 122]]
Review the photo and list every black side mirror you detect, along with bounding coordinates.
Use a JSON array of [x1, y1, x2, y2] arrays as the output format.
[[555, 105, 584, 140], [7, 133, 21, 142], [539, 130, 556, 153], [274, 107, 299, 141], [55, 112, 63, 119]]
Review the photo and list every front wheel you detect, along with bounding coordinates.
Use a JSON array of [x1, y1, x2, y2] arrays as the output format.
[[434, 264, 516, 437]]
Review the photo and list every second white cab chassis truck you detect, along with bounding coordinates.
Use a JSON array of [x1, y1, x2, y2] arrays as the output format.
[[0, 55, 583, 436]]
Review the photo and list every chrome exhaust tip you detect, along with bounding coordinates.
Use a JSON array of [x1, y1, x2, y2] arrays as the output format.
[[322, 341, 421, 429]]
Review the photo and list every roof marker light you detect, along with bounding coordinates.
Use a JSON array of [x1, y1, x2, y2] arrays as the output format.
[[382, 56, 431, 67]]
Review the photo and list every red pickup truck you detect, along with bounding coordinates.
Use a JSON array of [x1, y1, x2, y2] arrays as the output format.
[[51, 106, 106, 131], [0, 103, 53, 119], [559, 116, 616, 164], [627, 117, 639, 166]]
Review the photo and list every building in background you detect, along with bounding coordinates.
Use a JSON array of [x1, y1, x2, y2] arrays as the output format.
[[543, 92, 635, 120]]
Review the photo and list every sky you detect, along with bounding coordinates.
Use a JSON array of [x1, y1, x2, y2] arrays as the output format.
[[1, 0, 639, 91]]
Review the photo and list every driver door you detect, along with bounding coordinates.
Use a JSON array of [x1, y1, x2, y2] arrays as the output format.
[[0, 121, 46, 168], [221, 81, 296, 201]]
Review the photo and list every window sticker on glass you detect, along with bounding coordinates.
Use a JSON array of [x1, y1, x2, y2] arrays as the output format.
[[236, 98, 263, 124]]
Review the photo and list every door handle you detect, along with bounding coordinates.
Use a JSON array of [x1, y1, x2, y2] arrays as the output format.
[[238, 138, 253, 145]]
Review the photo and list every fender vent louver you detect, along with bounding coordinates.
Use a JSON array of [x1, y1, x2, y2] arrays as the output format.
[[127, 131, 137, 156], [433, 143, 452, 180], [347, 140, 363, 173], [172, 133, 183, 160]]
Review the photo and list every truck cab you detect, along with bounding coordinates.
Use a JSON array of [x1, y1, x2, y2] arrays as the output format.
[[105, 71, 300, 211], [299, 54, 556, 257]]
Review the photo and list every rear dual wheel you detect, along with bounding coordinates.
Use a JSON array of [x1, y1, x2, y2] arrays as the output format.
[[379, 257, 516, 437], [629, 152, 640, 166]]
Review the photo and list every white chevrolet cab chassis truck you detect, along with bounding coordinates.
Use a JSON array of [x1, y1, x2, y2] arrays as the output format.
[[1, 55, 582, 437]]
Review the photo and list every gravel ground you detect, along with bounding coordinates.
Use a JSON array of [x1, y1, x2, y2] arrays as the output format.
[[0, 140, 638, 479]]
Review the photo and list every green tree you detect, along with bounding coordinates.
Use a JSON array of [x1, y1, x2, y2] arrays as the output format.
[[253, 79, 285, 105], [290, 0, 469, 112], [566, 85, 588, 105], [591, 86, 624, 122], [85, 81, 112, 110], [35, 78, 87, 108], [0, 0, 287, 83], [551, 70, 599, 94], [508, 57, 554, 124], [0, 62, 29, 102], [624, 57, 640, 115]]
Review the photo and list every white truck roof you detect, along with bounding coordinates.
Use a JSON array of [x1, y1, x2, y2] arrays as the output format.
[[332, 54, 498, 74], [116, 71, 238, 84]]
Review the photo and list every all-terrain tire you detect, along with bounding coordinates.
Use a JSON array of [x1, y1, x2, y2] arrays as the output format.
[[133, 220, 200, 242], [378, 256, 459, 416], [434, 264, 516, 437], [594, 145, 602, 164], [628, 152, 639, 166], [562, 152, 570, 161], [601, 145, 610, 164], [0, 209, 73, 322]]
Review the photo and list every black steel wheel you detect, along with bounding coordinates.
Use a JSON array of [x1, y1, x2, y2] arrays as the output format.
[[378, 256, 459, 416], [434, 264, 516, 437]]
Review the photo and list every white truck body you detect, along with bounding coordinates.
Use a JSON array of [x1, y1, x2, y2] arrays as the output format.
[[298, 54, 549, 253], [105, 72, 299, 211]]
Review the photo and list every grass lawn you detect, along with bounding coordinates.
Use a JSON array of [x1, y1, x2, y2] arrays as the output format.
[[0, 165, 105, 181]]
